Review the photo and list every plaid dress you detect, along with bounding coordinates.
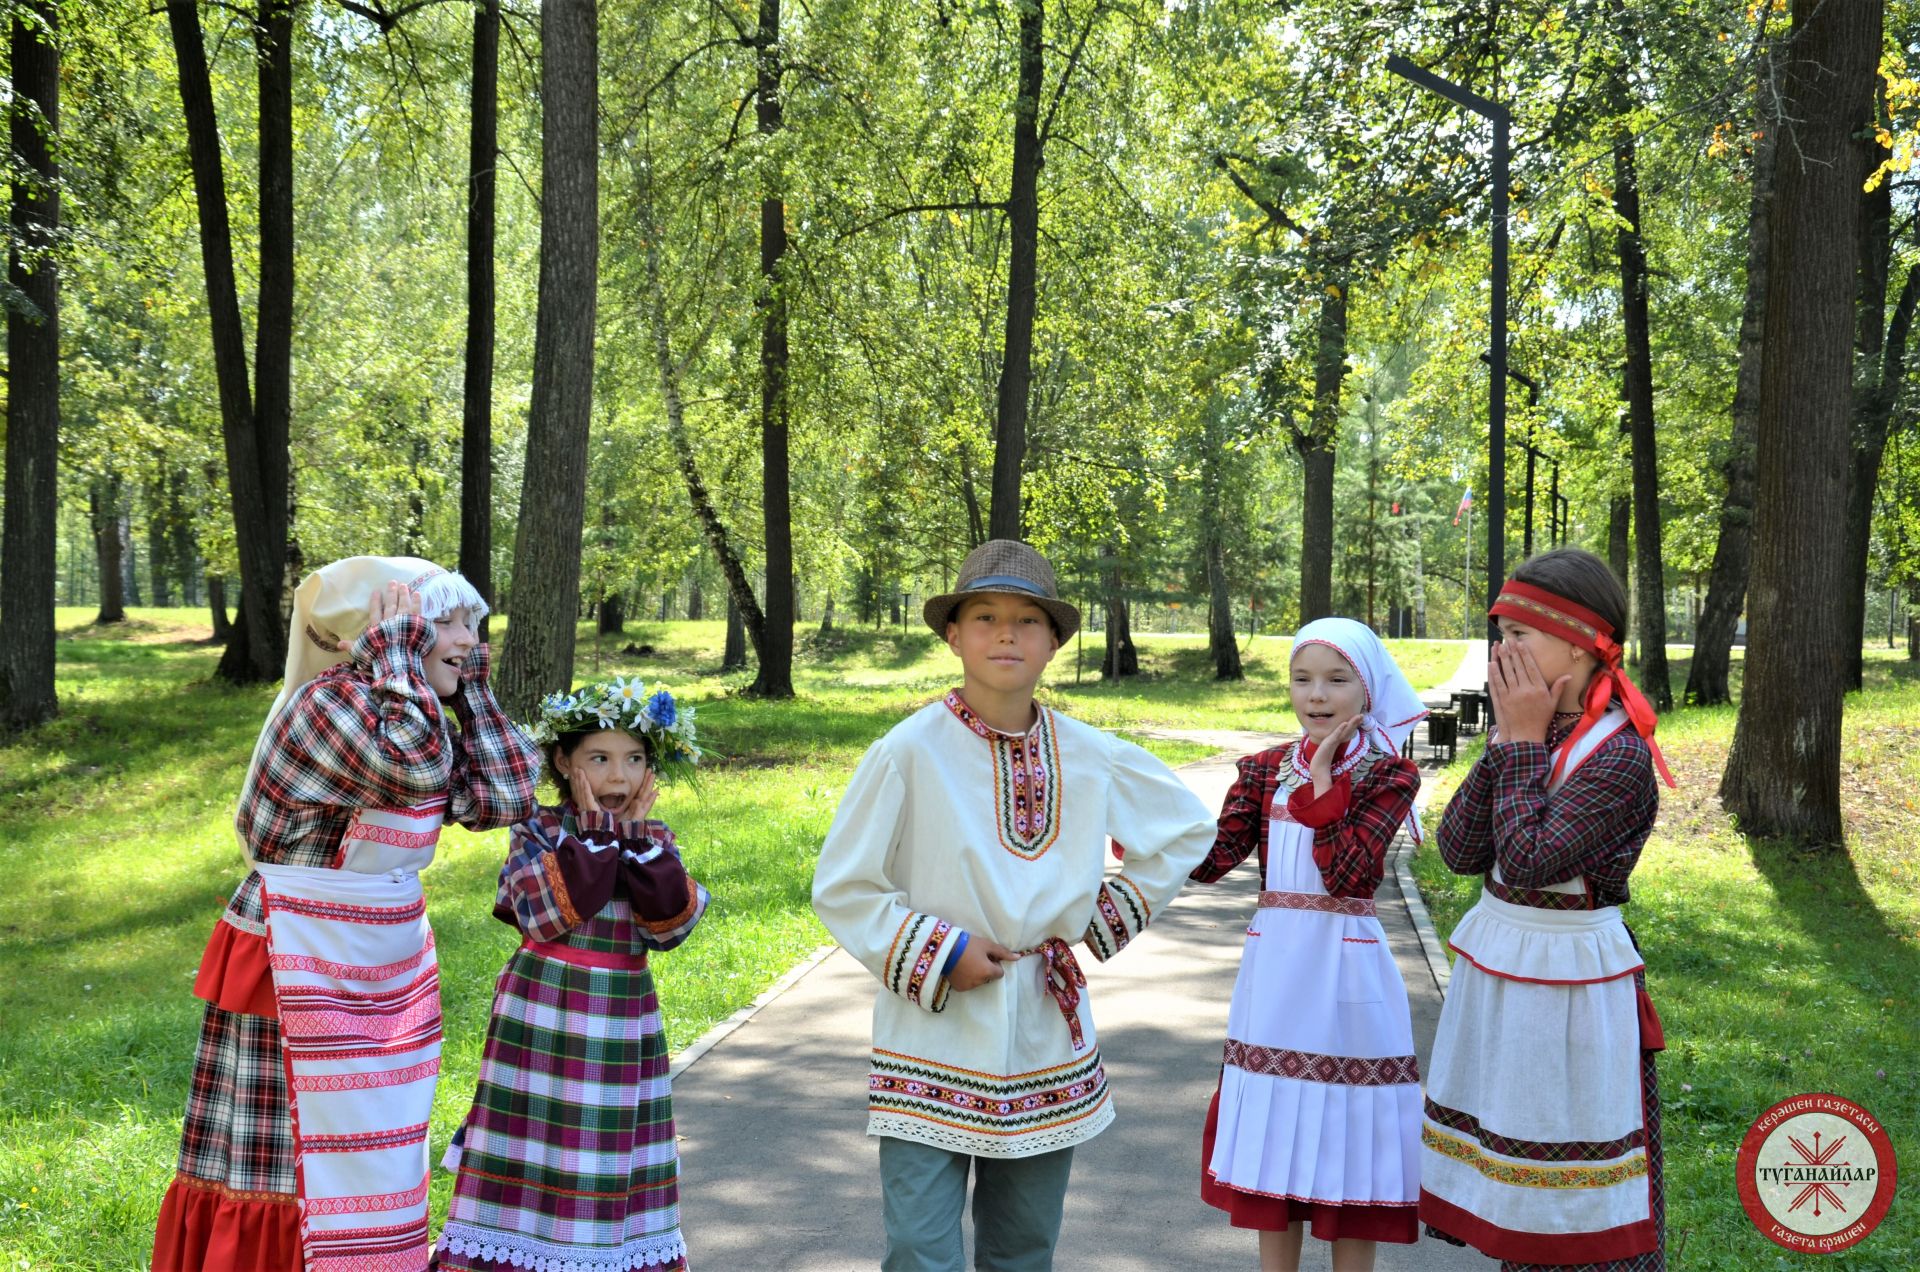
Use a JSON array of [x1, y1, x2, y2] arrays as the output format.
[[435, 804, 710, 1272], [1422, 711, 1665, 1272], [154, 621, 539, 1271]]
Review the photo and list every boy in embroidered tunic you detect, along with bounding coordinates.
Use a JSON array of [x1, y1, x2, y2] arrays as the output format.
[[1419, 548, 1673, 1272], [152, 557, 540, 1272], [812, 540, 1216, 1271]]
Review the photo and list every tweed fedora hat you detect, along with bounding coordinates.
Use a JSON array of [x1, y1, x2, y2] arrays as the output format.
[[923, 539, 1081, 641]]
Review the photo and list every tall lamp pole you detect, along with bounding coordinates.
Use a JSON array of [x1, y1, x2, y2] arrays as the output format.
[[1387, 54, 1509, 641]]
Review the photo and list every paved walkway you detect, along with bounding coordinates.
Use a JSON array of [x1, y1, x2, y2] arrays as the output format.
[[671, 750, 1493, 1270], [1425, 640, 1489, 708]]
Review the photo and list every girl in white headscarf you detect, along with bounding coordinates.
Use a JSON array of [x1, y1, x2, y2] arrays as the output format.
[[1189, 617, 1429, 1272], [152, 557, 540, 1272]]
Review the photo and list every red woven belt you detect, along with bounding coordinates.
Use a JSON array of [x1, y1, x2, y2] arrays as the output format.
[[1257, 890, 1375, 917]]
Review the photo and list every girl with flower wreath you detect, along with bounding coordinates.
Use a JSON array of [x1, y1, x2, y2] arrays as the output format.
[[434, 677, 711, 1272]]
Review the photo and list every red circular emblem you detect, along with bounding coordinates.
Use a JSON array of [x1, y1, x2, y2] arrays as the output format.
[[1736, 1093, 1898, 1253]]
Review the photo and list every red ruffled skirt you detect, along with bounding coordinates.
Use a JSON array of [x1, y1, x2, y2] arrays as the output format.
[[153, 917, 301, 1271], [1200, 1082, 1418, 1243]]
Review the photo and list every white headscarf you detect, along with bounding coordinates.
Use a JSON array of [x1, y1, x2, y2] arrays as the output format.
[[1290, 616, 1429, 843], [236, 555, 487, 861]]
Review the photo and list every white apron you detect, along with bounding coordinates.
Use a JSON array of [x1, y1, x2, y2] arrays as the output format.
[[1207, 763, 1422, 1209], [256, 795, 447, 1272], [1420, 709, 1662, 1264]]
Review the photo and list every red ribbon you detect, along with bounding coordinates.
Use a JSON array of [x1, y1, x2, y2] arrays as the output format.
[[1490, 583, 1676, 789], [1025, 937, 1088, 1052]]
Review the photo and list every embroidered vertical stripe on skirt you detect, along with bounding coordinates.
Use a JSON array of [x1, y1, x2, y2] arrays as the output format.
[[436, 938, 687, 1272]]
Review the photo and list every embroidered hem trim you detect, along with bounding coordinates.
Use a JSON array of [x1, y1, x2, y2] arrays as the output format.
[[439, 1223, 687, 1272], [167, 1170, 298, 1206], [1222, 1039, 1419, 1087], [1424, 1098, 1645, 1162], [1422, 1125, 1647, 1189]]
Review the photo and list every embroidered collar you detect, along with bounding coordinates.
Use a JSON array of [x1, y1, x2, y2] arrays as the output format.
[[1290, 733, 1367, 784], [943, 690, 1039, 741]]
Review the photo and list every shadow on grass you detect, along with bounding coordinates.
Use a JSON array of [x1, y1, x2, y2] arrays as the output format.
[[1743, 834, 1920, 997]]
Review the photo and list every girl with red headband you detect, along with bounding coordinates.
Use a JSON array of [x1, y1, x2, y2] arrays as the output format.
[[1418, 547, 1673, 1272]]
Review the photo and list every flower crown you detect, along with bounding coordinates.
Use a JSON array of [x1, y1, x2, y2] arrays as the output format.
[[526, 676, 701, 780]]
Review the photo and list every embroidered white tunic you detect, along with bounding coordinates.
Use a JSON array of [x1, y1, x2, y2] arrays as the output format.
[[813, 694, 1215, 1158]]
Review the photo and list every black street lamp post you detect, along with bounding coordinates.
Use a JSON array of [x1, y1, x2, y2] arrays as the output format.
[[1387, 54, 1509, 640]]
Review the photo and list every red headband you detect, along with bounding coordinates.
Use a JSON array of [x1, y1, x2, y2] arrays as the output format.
[[1489, 579, 1675, 788]]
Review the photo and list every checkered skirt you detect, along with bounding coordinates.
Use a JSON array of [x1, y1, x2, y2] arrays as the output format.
[[436, 902, 687, 1272]]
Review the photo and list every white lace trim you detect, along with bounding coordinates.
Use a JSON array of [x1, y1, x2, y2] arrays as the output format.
[[869, 1095, 1114, 1159], [438, 1223, 686, 1272]]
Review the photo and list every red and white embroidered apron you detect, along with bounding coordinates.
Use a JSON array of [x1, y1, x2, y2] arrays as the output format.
[[1420, 709, 1662, 1264], [255, 796, 447, 1272], [1206, 759, 1423, 1209]]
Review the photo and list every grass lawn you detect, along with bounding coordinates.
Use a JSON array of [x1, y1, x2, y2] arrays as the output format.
[[9, 610, 1908, 1267], [1410, 650, 1920, 1270], [0, 608, 1455, 1266]]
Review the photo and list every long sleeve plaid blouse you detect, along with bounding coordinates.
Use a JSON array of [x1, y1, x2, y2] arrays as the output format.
[[495, 804, 710, 951], [227, 614, 540, 925], [1435, 716, 1659, 907], [1189, 743, 1420, 899]]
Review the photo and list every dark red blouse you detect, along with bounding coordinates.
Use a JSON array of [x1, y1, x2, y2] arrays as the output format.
[[1191, 742, 1421, 899], [1435, 714, 1659, 907]]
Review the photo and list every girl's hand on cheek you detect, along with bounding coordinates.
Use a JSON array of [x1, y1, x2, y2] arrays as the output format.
[[1491, 642, 1569, 745], [633, 769, 659, 821], [574, 777, 602, 816], [1309, 715, 1363, 794]]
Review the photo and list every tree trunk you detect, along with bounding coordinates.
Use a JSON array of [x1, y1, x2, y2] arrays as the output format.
[[988, 0, 1043, 540], [495, 0, 598, 716], [1842, 264, 1919, 689], [1101, 542, 1138, 678], [209, 575, 232, 639], [1841, 111, 1918, 691], [166, 1, 289, 684], [91, 476, 128, 625], [688, 576, 705, 622], [1206, 536, 1243, 680], [1296, 432, 1337, 624], [1611, 92, 1671, 709], [819, 592, 835, 634], [750, 0, 795, 698], [636, 164, 769, 666], [1721, 0, 1881, 846], [1296, 270, 1348, 623], [722, 593, 748, 671], [146, 482, 173, 606], [959, 445, 986, 547], [460, 0, 500, 639], [599, 591, 625, 635], [0, 0, 60, 730], [1689, 106, 1774, 706]]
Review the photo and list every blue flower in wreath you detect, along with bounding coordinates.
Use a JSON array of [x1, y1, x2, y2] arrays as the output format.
[[645, 689, 678, 729]]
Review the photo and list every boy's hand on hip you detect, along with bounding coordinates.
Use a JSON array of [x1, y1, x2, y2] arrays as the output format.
[[949, 937, 1019, 992]]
